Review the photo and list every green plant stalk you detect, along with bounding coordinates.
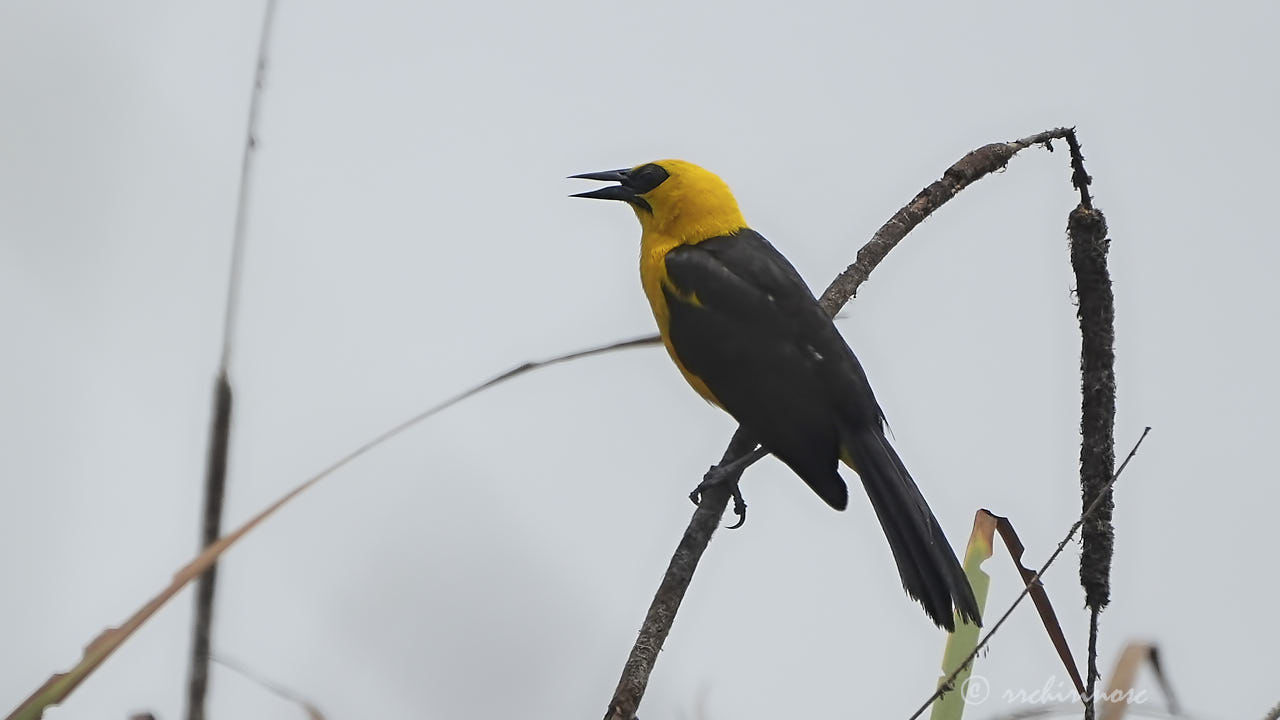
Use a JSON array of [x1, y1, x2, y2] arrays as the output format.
[[930, 518, 995, 720]]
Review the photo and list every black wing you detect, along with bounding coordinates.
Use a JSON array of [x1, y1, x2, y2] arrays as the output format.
[[665, 230, 980, 629], [661, 229, 884, 508]]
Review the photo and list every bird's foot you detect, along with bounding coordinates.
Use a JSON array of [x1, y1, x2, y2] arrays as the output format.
[[689, 460, 751, 528], [727, 485, 747, 529], [688, 461, 734, 504]]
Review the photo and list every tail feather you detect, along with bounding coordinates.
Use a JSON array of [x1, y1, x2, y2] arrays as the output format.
[[839, 427, 981, 631]]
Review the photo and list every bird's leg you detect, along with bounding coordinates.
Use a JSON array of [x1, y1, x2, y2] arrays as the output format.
[[696, 446, 767, 491], [688, 442, 769, 528]]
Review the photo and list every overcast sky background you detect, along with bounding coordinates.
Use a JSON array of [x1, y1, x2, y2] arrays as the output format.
[[2, 1, 1277, 719]]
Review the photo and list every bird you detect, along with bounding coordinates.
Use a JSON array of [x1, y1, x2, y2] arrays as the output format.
[[571, 159, 980, 630]]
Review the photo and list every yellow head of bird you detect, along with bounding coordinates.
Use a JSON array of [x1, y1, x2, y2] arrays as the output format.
[[571, 159, 747, 241]]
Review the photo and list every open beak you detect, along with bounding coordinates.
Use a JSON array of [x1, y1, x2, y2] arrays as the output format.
[[569, 168, 637, 202]]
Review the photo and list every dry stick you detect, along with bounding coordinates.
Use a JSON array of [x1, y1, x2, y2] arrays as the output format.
[[212, 656, 326, 720], [186, 373, 231, 720], [1064, 132, 1117, 720], [185, 2, 280, 720], [987, 704, 1199, 720], [604, 127, 1081, 720], [906, 427, 1150, 720]]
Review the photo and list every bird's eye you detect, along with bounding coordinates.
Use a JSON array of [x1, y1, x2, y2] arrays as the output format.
[[628, 164, 670, 194]]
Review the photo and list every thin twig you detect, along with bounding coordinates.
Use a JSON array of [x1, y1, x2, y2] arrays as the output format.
[[906, 427, 1151, 720], [297, 334, 662, 488], [604, 128, 1080, 720], [1087, 617, 1100, 714], [186, 2, 280, 720], [213, 655, 326, 720], [986, 703, 1201, 720], [219, 0, 278, 372]]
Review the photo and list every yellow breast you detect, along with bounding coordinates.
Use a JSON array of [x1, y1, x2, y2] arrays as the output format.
[[639, 229, 720, 405]]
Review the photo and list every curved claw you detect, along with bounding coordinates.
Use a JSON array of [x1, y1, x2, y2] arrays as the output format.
[[725, 508, 747, 530], [725, 486, 748, 529]]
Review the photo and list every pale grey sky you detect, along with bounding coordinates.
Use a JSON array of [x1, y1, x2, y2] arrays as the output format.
[[2, 1, 1277, 718]]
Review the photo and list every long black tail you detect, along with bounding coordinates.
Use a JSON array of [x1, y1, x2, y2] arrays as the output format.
[[839, 426, 981, 631]]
